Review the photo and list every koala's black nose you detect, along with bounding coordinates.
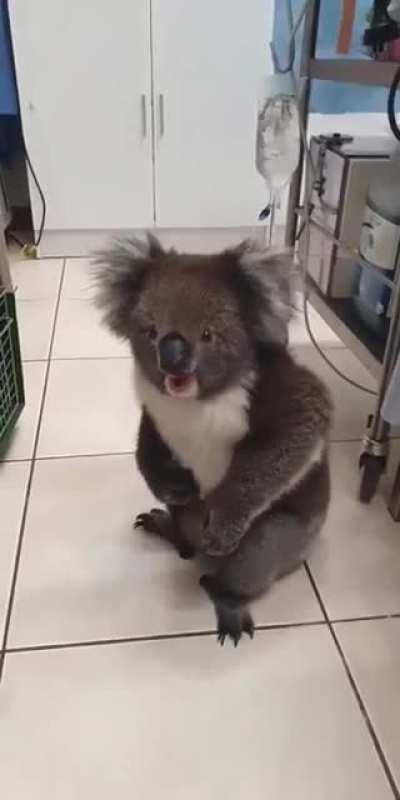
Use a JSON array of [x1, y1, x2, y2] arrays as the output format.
[[158, 333, 192, 375]]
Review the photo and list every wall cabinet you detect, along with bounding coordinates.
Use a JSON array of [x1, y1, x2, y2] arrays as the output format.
[[9, 0, 271, 250]]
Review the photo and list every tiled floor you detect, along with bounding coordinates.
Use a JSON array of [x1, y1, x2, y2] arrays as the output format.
[[1, 254, 400, 799]]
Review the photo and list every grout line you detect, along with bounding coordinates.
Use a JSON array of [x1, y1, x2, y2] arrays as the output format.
[[0, 457, 33, 465], [9, 254, 66, 262], [2, 438, 400, 466], [3, 619, 326, 656], [50, 356, 132, 361], [0, 259, 67, 681], [3, 612, 400, 658], [26, 450, 135, 462], [332, 613, 400, 625], [38, 255, 83, 260], [304, 563, 400, 800], [21, 358, 48, 363], [1, 450, 135, 465], [22, 356, 133, 363]]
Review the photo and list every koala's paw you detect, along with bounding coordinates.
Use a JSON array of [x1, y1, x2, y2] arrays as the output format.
[[134, 508, 170, 535], [214, 607, 254, 647], [134, 509, 194, 560]]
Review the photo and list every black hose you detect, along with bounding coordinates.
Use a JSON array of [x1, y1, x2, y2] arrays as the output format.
[[388, 64, 400, 142]]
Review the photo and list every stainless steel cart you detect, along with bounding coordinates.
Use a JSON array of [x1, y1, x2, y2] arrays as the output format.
[[285, 0, 400, 519]]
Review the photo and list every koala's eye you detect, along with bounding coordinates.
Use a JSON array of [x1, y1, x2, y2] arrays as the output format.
[[147, 325, 158, 341], [201, 327, 212, 343]]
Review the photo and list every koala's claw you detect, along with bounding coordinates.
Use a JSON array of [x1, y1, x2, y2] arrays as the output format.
[[216, 614, 254, 647], [217, 629, 241, 647], [134, 508, 168, 532], [217, 630, 227, 647]]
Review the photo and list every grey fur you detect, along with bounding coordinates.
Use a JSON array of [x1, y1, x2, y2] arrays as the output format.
[[237, 240, 295, 343], [92, 234, 164, 338], [94, 234, 332, 645]]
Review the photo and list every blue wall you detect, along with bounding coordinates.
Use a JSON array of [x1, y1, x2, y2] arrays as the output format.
[[273, 0, 387, 113], [0, 2, 17, 115]]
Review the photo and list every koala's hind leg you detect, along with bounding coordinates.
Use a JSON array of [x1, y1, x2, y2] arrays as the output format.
[[201, 510, 321, 645], [200, 574, 254, 646]]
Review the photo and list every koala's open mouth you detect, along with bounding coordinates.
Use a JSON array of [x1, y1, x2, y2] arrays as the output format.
[[164, 373, 198, 399]]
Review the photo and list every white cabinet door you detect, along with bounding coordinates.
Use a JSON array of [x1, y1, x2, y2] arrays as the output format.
[[9, 0, 153, 231], [152, 0, 271, 228]]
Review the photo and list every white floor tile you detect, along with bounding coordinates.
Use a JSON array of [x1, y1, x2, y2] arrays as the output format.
[[8, 454, 321, 648], [309, 441, 400, 620], [10, 258, 62, 300], [52, 299, 130, 359], [335, 618, 400, 789], [1, 628, 393, 800], [37, 359, 138, 457], [289, 310, 341, 348], [0, 461, 29, 640], [16, 299, 57, 361], [290, 294, 342, 348], [62, 258, 94, 299], [293, 344, 376, 441], [1, 362, 46, 462]]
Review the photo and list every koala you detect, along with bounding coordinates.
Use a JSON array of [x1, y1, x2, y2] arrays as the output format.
[[94, 234, 332, 645]]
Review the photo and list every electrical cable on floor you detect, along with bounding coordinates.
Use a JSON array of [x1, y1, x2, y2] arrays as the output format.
[[303, 295, 377, 396], [275, 0, 378, 397]]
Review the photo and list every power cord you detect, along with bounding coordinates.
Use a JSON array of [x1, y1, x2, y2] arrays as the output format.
[[270, 0, 311, 74], [302, 295, 377, 396], [21, 138, 46, 250]]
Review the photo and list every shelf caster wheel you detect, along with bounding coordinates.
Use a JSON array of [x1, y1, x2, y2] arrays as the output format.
[[359, 453, 386, 504]]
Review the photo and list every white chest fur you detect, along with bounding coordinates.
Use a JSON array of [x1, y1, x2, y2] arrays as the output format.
[[135, 367, 251, 495]]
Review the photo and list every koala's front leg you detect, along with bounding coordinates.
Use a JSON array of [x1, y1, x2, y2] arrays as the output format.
[[135, 410, 200, 558], [202, 387, 331, 557], [136, 410, 199, 506]]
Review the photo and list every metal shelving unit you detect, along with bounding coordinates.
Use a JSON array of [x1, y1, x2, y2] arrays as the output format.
[[286, 0, 400, 519], [309, 57, 400, 87]]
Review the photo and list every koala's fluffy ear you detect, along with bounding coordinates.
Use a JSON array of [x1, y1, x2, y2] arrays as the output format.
[[232, 241, 295, 344], [92, 234, 164, 338]]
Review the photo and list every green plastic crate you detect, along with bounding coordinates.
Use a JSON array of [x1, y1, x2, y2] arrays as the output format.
[[0, 288, 25, 452]]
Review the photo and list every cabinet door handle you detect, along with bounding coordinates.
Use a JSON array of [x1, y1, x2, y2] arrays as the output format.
[[141, 94, 147, 138], [159, 93, 165, 137]]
